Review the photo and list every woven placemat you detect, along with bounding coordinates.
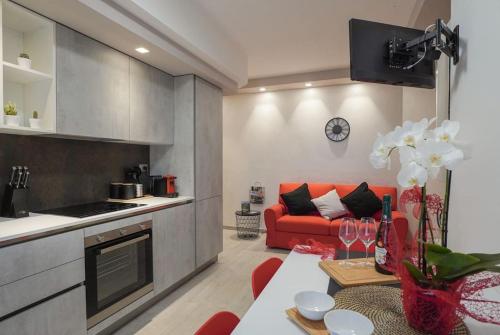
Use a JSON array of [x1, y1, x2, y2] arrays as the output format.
[[334, 286, 470, 335]]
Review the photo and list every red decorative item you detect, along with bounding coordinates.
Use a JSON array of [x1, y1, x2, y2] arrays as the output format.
[[401, 265, 464, 335], [290, 238, 336, 261]]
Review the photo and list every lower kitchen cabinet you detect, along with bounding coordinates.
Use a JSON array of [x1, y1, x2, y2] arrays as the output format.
[[196, 196, 223, 267], [153, 203, 196, 294], [0, 285, 86, 335]]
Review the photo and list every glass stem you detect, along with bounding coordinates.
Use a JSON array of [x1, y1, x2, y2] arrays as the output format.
[[347, 245, 350, 261], [365, 245, 368, 260]]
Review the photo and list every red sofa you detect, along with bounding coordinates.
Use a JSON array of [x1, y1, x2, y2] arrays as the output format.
[[264, 183, 408, 252]]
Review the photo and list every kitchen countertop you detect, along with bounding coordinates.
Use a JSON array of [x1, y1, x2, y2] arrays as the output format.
[[0, 196, 194, 247]]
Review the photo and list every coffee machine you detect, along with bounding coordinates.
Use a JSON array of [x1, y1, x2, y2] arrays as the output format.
[[165, 175, 178, 198]]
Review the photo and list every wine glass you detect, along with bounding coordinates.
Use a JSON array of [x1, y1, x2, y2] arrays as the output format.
[[338, 217, 358, 266], [358, 217, 376, 266]]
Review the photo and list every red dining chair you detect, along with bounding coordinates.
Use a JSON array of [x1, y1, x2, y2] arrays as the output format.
[[194, 311, 240, 335], [251, 257, 283, 299]]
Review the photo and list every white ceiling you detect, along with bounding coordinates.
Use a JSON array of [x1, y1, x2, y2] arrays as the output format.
[[195, 0, 423, 79]]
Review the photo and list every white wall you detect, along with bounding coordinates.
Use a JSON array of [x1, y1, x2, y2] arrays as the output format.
[[448, 0, 500, 253], [223, 83, 403, 227]]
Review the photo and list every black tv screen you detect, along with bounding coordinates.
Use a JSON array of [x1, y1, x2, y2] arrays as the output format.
[[349, 18, 435, 89]]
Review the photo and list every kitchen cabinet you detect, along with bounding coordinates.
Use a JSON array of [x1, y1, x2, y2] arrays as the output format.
[[130, 58, 174, 144], [195, 77, 223, 200], [0, 285, 86, 335], [0, 229, 84, 286], [153, 202, 195, 293], [196, 196, 222, 267], [56, 24, 130, 140]]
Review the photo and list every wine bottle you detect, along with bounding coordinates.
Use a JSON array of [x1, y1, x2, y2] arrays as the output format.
[[375, 194, 394, 275]]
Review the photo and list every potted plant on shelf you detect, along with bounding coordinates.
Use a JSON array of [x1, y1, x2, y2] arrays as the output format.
[[17, 53, 31, 69], [29, 110, 41, 129], [402, 244, 500, 335], [3, 101, 19, 126]]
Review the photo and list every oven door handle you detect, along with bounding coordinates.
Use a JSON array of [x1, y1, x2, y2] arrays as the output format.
[[98, 234, 150, 255]]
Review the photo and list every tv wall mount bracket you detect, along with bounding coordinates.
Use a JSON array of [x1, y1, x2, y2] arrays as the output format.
[[388, 19, 459, 69]]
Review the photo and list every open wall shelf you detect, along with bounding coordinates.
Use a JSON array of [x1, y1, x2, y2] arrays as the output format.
[[0, 0, 56, 135]]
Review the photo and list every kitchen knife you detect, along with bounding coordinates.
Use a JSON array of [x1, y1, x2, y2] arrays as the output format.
[[8, 166, 16, 186], [22, 171, 30, 189], [15, 166, 23, 188], [20, 167, 29, 188]]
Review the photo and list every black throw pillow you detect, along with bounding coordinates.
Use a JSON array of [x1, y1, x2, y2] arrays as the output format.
[[340, 182, 382, 219], [281, 183, 316, 215]]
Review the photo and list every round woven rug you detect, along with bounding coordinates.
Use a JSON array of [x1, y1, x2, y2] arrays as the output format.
[[333, 286, 470, 335]]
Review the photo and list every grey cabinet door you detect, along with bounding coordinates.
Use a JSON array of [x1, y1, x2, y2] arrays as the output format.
[[153, 203, 195, 293], [195, 77, 223, 200], [56, 24, 130, 140], [130, 58, 174, 144], [196, 196, 222, 267], [0, 286, 86, 335]]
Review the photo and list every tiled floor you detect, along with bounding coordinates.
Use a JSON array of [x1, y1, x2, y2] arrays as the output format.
[[114, 229, 288, 335]]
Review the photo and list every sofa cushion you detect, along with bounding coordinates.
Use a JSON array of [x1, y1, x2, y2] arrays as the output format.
[[340, 182, 382, 219], [311, 189, 349, 220], [276, 215, 332, 235], [279, 183, 336, 208], [335, 184, 398, 210], [280, 183, 317, 215]]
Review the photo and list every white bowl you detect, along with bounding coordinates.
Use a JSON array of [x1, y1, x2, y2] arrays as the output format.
[[294, 291, 335, 321], [324, 309, 374, 335]]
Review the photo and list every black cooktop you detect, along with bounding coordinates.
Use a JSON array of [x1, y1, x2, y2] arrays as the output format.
[[37, 201, 146, 218]]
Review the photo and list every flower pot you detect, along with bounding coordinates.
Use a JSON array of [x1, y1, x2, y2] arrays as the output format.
[[29, 118, 42, 129], [4, 115, 20, 127], [402, 270, 463, 335], [17, 57, 32, 69]]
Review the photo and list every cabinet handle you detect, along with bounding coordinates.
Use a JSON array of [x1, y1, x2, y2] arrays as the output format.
[[99, 234, 150, 255]]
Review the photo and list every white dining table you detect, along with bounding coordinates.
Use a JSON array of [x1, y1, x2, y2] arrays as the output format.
[[231, 250, 500, 335]]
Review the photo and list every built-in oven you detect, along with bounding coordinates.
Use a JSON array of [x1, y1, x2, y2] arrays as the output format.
[[84, 221, 153, 329]]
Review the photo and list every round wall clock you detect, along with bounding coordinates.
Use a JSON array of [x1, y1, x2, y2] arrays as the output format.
[[325, 117, 350, 142]]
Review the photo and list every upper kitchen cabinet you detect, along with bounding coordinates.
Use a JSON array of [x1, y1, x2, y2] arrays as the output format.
[[56, 24, 130, 141], [130, 58, 174, 145], [0, 0, 56, 135], [195, 77, 223, 200]]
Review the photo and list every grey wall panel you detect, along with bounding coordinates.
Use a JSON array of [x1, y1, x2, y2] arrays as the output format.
[[150, 75, 195, 196], [195, 77, 223, 200]]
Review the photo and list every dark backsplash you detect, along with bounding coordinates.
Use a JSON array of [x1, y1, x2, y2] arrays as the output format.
[[0, 134, 149, 211]]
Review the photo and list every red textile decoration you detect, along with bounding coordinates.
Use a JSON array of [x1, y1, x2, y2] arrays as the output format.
[[396, 237, 500, 333], [290, 238, 336, 261], [401, 265, 464, 335]]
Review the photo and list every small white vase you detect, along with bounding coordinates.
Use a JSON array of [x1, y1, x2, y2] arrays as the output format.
[[17, 57, 32, 69], [29, 118, 42, 129], [5, 115, 20, 127]]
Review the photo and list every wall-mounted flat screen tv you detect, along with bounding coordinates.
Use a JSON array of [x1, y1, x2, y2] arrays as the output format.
[[349, 18, 435, 89]]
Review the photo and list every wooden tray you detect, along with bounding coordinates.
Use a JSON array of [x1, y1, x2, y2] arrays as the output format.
[[286, 308, 328, 335], [319, 258, 399, 288]]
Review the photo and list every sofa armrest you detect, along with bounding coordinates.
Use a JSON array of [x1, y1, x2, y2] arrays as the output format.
[[264, 204, 285, 230], [264, 204, 286, 248]]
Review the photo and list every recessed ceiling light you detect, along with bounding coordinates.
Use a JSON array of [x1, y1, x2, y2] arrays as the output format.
[[135, 47, 149, 54], [305, 82, 312, 87], [259, 87, 266, 92]]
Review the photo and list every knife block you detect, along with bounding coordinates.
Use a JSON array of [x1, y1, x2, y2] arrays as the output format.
[[1, 185, 29, 218]]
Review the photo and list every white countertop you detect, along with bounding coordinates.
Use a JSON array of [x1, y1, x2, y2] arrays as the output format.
[[233, 251, 500, 335], [0, 196, 193, 246]]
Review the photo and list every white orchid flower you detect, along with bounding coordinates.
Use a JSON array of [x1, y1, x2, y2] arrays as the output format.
[[369, 133, 395, 169], [397, 162, 428, 187], [393, 118, 436, 147], [416, 140, 464, 177], [434, 120, 460, 143], [399, 146, 421, 165]]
